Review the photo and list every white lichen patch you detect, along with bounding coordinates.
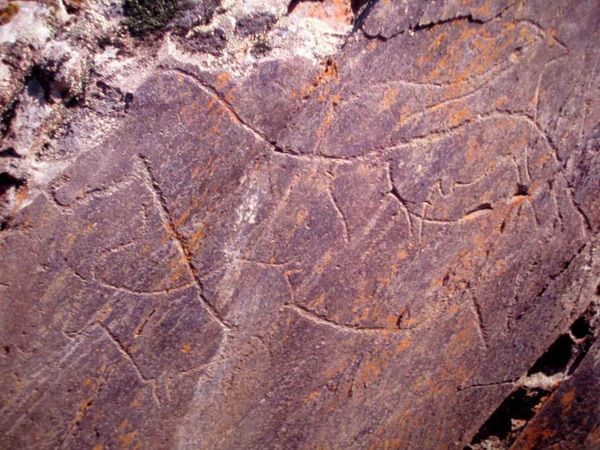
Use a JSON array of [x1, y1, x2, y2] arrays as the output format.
[[165, 0, 353, 75], [0, 2, 54, 46]]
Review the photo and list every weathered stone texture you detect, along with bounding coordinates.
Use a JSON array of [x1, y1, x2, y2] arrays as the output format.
[[0, 0, 599, 449]]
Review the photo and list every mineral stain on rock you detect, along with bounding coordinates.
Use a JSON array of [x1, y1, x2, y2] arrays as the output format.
[[0, 0, 599, 449], [0, 2, 18, 25]]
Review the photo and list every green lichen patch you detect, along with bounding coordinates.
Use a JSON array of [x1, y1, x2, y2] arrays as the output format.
[[122, 0, 183, 36]]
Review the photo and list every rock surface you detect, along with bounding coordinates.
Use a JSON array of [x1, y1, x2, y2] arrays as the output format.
[[0, 0, 599, 449]]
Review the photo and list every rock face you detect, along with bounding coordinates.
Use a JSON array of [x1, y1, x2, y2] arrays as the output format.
[[0, 0, 599, 449]]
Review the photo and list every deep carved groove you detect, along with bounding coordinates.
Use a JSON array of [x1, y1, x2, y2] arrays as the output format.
[[470, 387, 550, 447], [469, 301, 599, 448], [527, 334, 573, 376]]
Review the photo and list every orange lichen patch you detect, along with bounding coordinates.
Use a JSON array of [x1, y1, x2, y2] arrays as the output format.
[[41, 271, 70, 304], [369, 411, 412, 449], [63, 230, 78, 253], [204, 97, 218, 115], [299, 59, 339, 99], [167, 262, 185, 286], [351, 277, 372, 305], [312, 293, 327, 310], [373, 439, 403, 450], [161, 222, 176, 244], [464, 139, 479, 165], [224, 89, 236, 103], [396, 249, 409, 261], [380, 87, 399, 111], [448, 105, 473, 127], [323, 360, 350, 381], [95, 303, 113, 322], [92, 444, 104, 450], [312, 444, 332, 450], [129, 390, 145, 409], [396, 338, 411, 352], [418, 20, 535, 85], [447, 316, 476, 353], [560, 388, 576, 412], [305, 390, 321, 403], [316, 109, 336, 139], [173, 209, 192, 230], [412, 374, 435, 393], [472, 227, 493, 255], [470, 0, 491, 18], [427, 100, 447, 115], [400, 314, 419, 330], [10, 183, 29, 214], [534, 152, 551, 169], [181, 342, 192, 353], [295, 208, 309, 226], [189, 224, 206, 251], [191, 164, 203, 179], [0, 2, 19, 25], [416, 25, 468, 81], [77, 395, 94, 418], [464, 207, 492, 224], [514, 417, 555, 449], [367, 40, 379, 51], [493, 257, 508, 274], [330, 94, 341, 107], [322, 59, 338, 80], [118, 419, 139, 450], [586, 425, 600, 446], [355, 162, 374, 176], [65, 376, 102, 439], [429, 273, 445, 291], [384, 314, 398, 329], [350, 293, 366, 315], [215, 72, 230, 90], [508, 192, 528, 206], [528, 179, 543, 196], [12, 378, 24, 397], [376, 263, 398, 289], [356, 360, 382, 387], [493, 96, 509, 108], [518, 23, 539, 46], [394, 104, 413, 130], [314, 250, 333, 275], [290, 0, 353, 31], [545, 28, 558, 48]]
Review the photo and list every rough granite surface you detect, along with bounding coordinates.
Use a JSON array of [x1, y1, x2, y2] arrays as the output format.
[[0, 0, 599, 449]]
